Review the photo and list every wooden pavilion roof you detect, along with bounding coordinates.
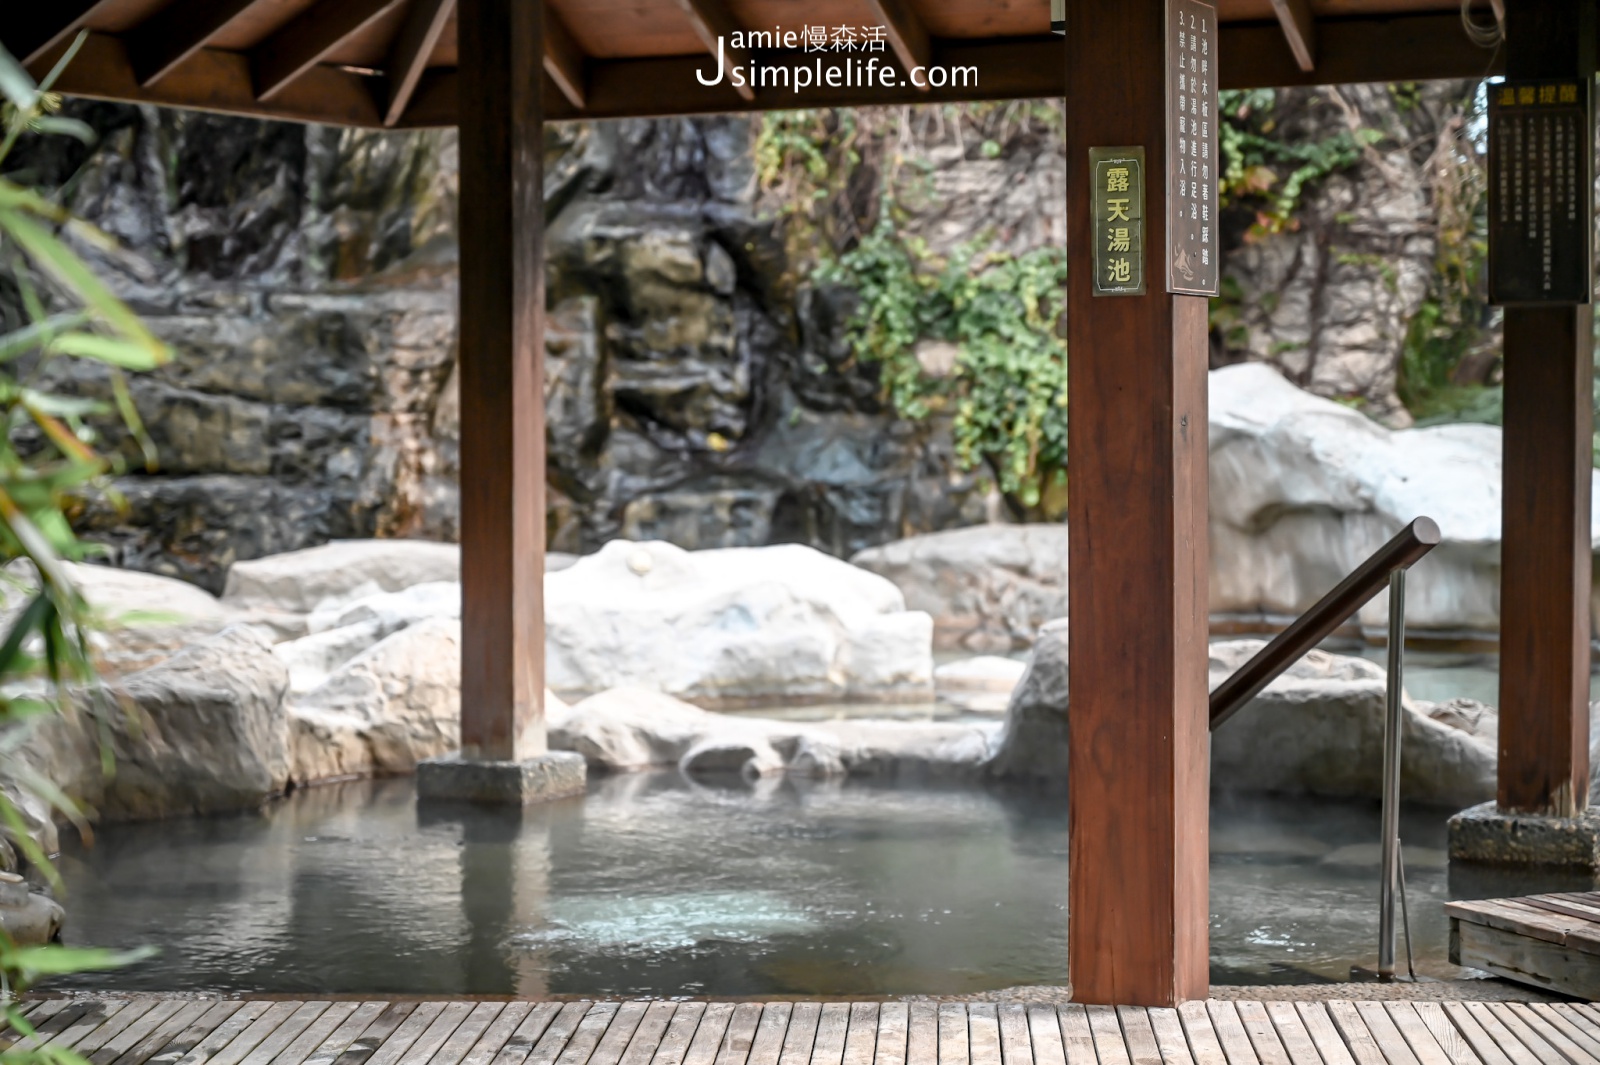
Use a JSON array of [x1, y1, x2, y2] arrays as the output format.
[[6, 0, 1517, 129]]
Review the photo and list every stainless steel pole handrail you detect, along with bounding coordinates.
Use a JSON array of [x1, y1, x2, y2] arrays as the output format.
[[1209, 517, 1440, 731], [1378, 567, 1405, 978], [1209, 517, 1440, 981]]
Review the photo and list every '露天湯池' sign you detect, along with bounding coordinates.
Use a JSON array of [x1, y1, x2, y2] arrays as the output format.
[[1090, 146, 1146, 297]]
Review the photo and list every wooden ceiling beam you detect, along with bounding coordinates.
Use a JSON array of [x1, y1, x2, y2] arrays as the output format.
[[252, 0, 404, 101], [395, 15, 1505, 127], [863, 0, 930, 90], [382, 0, 455, 126], [124, 0, 257, 86], [1269, 0, 1316, 72], [543, 7, 587, 111], [33, 31, 383, 125], [39, 11, 1507, 129], [669, 0, 756, 102], [6, 0, 111, 67]]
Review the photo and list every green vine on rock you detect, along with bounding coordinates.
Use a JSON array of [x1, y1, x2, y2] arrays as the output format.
[[1217, 88, 1381, 240], [817, 220, 1068, 511]]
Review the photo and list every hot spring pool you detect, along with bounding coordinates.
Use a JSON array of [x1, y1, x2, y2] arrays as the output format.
[[46, 772, 1595, 997]]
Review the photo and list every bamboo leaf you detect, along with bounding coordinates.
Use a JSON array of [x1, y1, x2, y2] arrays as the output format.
[[0, 209, 168, 364], [0, 311, 91, 363], [45, 332, 164, 371], [29, 117, 94, 145], [1, 944, 155, 977], [35, 32, 89, 95], [0, 43, 39, 113]]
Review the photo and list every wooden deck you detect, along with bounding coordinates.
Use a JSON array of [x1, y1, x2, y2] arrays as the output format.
[[8, 996, 1600, 1065], [1449, 892, 1600, 1001]]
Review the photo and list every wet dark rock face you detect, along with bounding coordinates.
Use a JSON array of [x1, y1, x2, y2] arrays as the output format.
[[0, 88, 1473, 590], [2, 108, 991, 590]]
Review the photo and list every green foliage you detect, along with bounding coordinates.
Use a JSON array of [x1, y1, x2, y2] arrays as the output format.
[[1395, 82, 1501, 429], [818, 220, 1068, 509], [757, 103, 1072, 511], [1217, 88, 1380, 240], [0, 35, 167, 1041]]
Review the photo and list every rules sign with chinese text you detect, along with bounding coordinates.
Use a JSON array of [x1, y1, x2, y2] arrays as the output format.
[[1165, 0, 1218, 296], [1091, 147, 1145, 297], [1487, 79, 1591, 305]]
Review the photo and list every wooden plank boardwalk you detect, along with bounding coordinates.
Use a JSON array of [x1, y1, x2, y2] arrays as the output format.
[[1448, 891, 1600, 1000], [8, 997, 1600, 1065]]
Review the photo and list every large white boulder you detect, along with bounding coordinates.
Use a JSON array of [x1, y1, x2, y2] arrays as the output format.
[[1210, 362, 1595, 635], [275, 581, 461, 694], [222, 539, 460, 614], [287, 618, 461, 786], [547, 686, 996, 781], [0, 561, 248, 672], [985, 630, 1496, 806], [850, 525, 1068, 651], [1207, 639, 1496, 807], [545, 540, 934, 705], [11, 625, 292, 822]]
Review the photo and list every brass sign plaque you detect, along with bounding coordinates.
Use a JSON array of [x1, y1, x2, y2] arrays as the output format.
[[1487, 79, 1592, 305], [1165, 0, 1218, 296], [1090, 146, 1146, 297]]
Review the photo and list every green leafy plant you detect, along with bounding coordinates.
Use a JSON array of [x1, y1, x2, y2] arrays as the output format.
[[0, 35, 166, 1056], [1217, 88, 1380, 240], [757, 104, 1071, 513], [819, 219, 1068, 511]]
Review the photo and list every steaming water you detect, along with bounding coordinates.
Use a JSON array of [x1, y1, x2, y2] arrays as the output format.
[[43, 649, 1596, 996], [49, 771, 1589, 997]]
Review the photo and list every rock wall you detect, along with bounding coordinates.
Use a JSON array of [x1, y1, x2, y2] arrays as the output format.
[[0, 87, 1474, 587]]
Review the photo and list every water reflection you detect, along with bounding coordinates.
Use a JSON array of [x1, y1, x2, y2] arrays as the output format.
[[51, 773, 1594, 996]]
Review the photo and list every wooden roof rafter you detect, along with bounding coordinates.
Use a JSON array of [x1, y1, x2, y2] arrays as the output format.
[[1269, 0, 1317, 72], [6, 1, 1528, 129]]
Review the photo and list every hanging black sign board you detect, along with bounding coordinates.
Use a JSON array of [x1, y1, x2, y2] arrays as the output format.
[[1487, 79, 1592, 306]]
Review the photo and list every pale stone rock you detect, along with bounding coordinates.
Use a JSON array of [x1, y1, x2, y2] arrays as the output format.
[[546, 687, 715, 770], [808, 720, 997, 780], [934, 655, 1027, 713], [986, 628, 1496, 806], [545, 539, 933, 704], [546, 684, 992, 780], [0, 561, 242, 671], [851, 525, 1068, 651], [287, 617, 460, 786], [222, 539, 460, 613], [1209, 363, 1597, 636], [0, 875, 63, 944], [8, 626, 292, 823], [986, 619, 1070, 780], [274, 619, 387, 695], [306, 580, 459, 634], [935, 656, 1028, 692], [1208, 639, 1496, 807]]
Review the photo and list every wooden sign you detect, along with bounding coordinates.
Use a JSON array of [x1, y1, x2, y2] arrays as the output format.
[[1487, 79, 1592, 305], [1090, 146, 1146, 297], [1165, 0, 1218, 296]]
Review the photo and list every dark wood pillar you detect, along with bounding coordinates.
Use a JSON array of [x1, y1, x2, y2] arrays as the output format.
[[1496, 0, 1595, 817], [456, 0, 547, 762], [1063, 0, 1211, 1006]]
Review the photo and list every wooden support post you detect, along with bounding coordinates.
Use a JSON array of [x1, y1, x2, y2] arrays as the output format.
[[1063, 0, 1210, 1007], [456, 0, 547, 764], [1496, 0, 1596, 818]]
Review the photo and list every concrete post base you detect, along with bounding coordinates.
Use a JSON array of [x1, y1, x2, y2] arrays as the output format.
[[416, 751, 587, 805], [1447, 800, 1600, 869]]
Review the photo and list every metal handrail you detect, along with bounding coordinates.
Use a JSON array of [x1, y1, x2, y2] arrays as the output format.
[[1208, 516, 1441, 731], [1209, 514, 1441, 981]]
